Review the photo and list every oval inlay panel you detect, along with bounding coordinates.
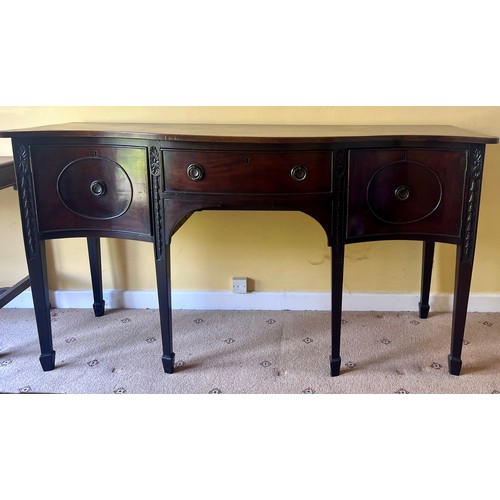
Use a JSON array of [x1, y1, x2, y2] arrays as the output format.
[[366, 160, 442, 224], [57, 156, 133, 220]]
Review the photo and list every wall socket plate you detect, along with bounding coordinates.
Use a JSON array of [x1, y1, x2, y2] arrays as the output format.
[[232, 277, 248, 294]]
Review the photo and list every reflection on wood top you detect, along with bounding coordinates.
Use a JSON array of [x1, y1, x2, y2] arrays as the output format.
[[0, 122, 498, 144]]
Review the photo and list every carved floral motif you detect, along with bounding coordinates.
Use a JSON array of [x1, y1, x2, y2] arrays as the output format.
[[150, 146, 163, 258], [150, 145, 160, 177], [463, 147, 484, 262], [15, 144, 38, 260]]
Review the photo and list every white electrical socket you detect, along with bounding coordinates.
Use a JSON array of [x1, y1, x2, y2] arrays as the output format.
[[232, 277, 248, 294]]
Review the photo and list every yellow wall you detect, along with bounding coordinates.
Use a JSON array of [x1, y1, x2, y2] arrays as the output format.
[[1, 106, 499, 295]]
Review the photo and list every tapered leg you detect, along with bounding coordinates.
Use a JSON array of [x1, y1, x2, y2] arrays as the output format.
[[449, 245, 474, 376], [418, 241, 435, 319], [87, 237, 105, 317], [155, 243, 175, 373], [330, 244, 345, 377], [27, 240, 55, 371]]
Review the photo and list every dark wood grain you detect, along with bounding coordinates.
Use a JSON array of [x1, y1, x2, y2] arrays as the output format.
[[1, 123, 498, 144], [29, 144, 152, 239], [163, 150, 332, 194], [346, 148, 467, 243], [2, 123, 497, 377]]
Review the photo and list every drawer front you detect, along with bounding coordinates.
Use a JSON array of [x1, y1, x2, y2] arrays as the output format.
[[347, 148, 467, 240], [30, 145, 151, 236], [163, 150, 332, 194]]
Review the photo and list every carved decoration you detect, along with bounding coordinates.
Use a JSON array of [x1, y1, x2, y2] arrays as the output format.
[[463, 147, 484, 263], [469, 147, 483, 179], [335, 149, 346, 179], [150, 146, 163, 258], [150, 145, 160, 177], [15, 143, 39, 260]]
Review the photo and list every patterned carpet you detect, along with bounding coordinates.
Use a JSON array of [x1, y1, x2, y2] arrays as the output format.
[[1, 307, 499, 394]]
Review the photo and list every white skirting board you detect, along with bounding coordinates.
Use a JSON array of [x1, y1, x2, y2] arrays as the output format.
[[4, 289, 500, 312]]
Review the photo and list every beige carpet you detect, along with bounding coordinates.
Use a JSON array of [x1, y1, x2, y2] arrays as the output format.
[[1, 307, 499, 394]]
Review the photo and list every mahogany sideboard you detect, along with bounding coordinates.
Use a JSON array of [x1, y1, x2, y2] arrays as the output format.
[[0, 123, 498, 377]]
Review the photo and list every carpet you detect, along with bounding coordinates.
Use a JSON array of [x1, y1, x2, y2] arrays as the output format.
[[1, 308, 499, 394]]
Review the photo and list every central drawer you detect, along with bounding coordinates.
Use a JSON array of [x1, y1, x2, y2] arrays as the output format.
[[163, 150, 332, 194]]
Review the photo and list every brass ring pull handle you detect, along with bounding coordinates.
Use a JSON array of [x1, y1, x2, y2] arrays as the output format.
[[394, 185, 411, 201], [90, 180, 107, 197], [291, 165, 308, 182], [187, 163, 205, 182]]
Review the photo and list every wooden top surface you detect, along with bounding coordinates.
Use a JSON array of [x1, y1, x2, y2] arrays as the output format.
[[0, 122, 498, 144]]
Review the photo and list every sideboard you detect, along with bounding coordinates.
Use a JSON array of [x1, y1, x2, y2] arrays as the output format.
[[1, 123, 497, 376]]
